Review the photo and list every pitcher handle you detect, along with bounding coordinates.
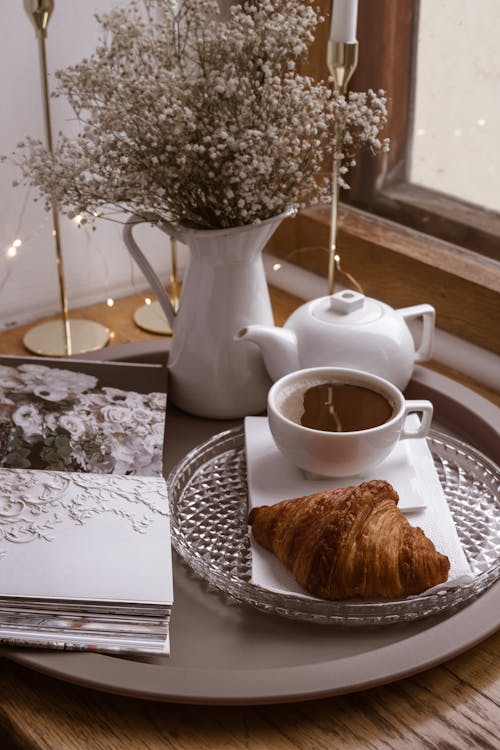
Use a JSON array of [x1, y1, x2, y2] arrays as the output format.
[[122, 214, 181, 330], [398, 304, 435, 362]]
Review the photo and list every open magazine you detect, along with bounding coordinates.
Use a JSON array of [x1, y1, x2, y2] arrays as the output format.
[[0, 355, 172, 655]]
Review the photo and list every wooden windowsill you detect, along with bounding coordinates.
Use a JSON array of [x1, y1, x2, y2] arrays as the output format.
[[310, 204, 500, 291], [373, 183, 500, 265]]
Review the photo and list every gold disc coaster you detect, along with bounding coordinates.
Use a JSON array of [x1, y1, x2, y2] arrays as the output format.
[[23, 319, 110, 357], [133, 300, 172, 336]]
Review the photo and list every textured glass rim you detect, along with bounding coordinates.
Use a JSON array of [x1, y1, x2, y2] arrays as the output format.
[[167, 427, 500, 625]]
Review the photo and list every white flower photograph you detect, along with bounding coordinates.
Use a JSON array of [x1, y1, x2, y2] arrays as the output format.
[[0, 362, 166, 475]]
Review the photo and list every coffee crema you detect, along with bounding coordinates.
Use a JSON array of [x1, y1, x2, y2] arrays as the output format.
[[299, 382, 394, 432]]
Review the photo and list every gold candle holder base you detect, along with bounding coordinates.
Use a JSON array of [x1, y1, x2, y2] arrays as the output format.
[[23, 319, 110, 357], [133, 301, 172, 336]]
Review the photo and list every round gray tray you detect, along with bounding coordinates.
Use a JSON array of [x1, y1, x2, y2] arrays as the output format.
[[4, 349, 499, 704]]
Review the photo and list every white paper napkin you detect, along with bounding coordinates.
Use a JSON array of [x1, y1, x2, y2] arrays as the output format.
[[244, 416, 473, 599]]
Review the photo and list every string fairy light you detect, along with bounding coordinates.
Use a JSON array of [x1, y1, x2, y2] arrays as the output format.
[[269, 245, 362, 294], [0, 202, 120, 324], [4, 238, 22, 258], [77, 214, 117, 310], [0, 201, 51, 298]]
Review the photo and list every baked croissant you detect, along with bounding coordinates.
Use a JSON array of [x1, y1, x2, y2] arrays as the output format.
[[248, 480, 450, 600]]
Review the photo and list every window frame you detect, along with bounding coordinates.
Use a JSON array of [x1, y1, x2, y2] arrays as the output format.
[[344, 0, 500, 263], [267, 0, 500, 356]]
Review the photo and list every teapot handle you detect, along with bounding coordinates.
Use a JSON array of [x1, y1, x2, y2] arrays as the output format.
[[122, 214, 182, 330], [398, 304, 435, 362]]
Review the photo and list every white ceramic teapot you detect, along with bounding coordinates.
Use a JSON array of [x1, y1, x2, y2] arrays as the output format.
[[237, 289, 435, 390]]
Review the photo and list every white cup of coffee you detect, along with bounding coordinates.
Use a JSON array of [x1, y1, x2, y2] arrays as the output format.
[[267, 367, 433, 478]]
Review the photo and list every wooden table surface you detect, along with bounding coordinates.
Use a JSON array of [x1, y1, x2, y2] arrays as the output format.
[[0, 289, 499, 750]]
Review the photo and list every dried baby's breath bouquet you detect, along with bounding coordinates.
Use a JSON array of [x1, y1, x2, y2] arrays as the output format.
[[14, 0, 389, 229]]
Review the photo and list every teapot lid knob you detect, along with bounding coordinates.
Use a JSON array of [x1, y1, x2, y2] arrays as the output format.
[[330, 290, 365, 315]]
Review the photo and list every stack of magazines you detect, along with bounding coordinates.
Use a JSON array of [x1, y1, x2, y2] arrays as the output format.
[[0, 355, 173, 655]]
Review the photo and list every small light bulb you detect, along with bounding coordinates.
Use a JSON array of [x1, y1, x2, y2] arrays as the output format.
[[6, 246, 17, 258], [145, 297, 152, 305], [73, 214, 83, 226], [13, 238, 22, 247], [477, 118, 486, 127], [416, 128, 426, 136], [334, 254, 341, 262], [106, 297, 114, 307], [272, 263, 282, 271]]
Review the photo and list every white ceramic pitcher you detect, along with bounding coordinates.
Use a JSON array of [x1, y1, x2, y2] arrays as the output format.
[[123, 211, 292, 418]]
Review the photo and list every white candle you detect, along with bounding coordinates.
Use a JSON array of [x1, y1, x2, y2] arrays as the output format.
[[329, 0, 359, 43]]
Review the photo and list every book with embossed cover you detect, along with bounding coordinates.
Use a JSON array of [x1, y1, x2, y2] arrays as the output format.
[[0, 355, 172, 655]]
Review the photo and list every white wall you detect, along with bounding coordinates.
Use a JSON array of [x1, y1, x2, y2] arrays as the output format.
[[0, 1, 187, 329]]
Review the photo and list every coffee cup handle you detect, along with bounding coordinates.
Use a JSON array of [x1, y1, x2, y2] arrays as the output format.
[[400, 400, 433, 439]]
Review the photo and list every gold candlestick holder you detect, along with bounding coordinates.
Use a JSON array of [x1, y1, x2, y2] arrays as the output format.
[[132, 238, 179, 335], [22, 0, 109, 357], [326, 39, 359, 295]]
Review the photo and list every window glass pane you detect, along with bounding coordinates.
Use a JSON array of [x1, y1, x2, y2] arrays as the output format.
[[409, 0, 500, 213]]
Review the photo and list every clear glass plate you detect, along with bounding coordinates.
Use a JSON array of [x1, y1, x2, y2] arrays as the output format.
[[167, 428, 499, 625]]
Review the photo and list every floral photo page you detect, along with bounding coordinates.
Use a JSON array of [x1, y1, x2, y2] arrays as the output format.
[[0, 357, 167, 476], [0, 355, 172, 656]]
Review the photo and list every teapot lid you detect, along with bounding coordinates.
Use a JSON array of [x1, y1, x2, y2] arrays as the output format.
[[311, 290, 383, 326]]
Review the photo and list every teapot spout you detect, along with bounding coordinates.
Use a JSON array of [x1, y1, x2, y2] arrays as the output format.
[[236, 325, 299, 382]]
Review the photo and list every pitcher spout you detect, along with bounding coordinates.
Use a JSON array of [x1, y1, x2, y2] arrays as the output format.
[[236, 325, 299, 382]]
